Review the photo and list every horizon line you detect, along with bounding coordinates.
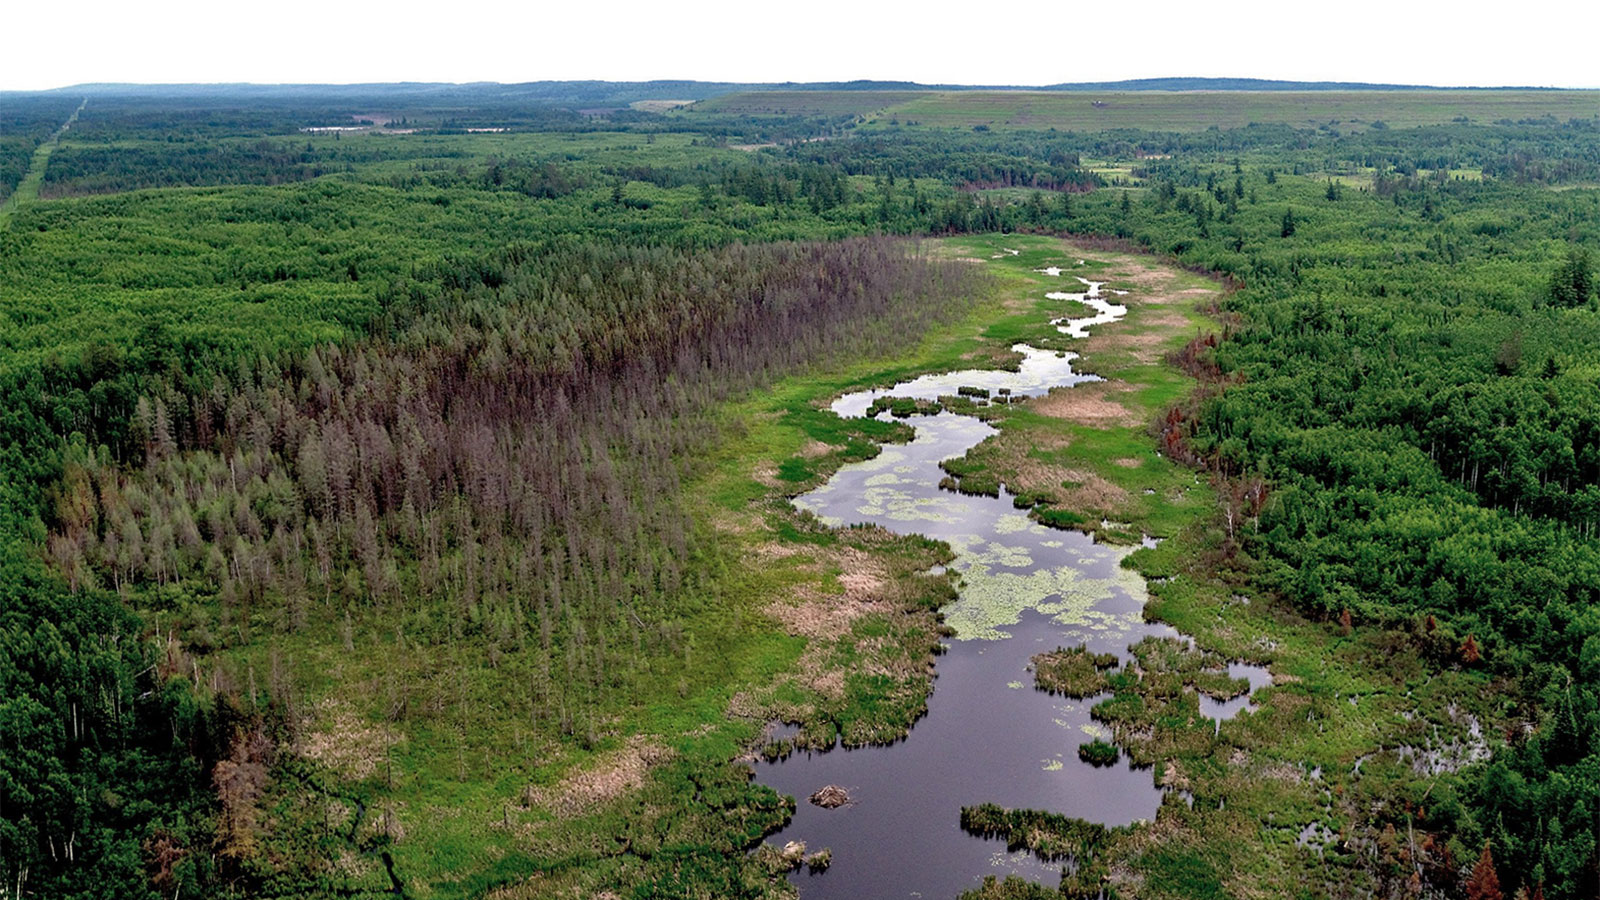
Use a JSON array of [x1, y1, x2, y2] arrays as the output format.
[[4, 76, 1596, 94]]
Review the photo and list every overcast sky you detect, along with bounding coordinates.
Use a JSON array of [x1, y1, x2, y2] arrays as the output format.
[[3, 0, 1598, 91]]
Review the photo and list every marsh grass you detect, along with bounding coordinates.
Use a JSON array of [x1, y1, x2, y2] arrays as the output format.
[[1032, 645, 1119, 698]]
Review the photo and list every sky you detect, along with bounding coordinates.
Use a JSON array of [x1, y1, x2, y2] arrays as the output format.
[[3, 0, 1598, 91]]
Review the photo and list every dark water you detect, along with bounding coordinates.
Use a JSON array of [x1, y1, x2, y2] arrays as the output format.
[[754, 273, 1269, 899]]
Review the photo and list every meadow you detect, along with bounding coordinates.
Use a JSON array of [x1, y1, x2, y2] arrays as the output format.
[[696, 88, 1600, 133]]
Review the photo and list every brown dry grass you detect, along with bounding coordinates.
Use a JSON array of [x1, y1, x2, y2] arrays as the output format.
[[1087, 311, 1193, 364], [709, 506, 766, 538], [1160, 761, 1191, 791], [630, 99, 694, 112], [736, 534, 943, 722], [295, 698, 403, 782], [751, 462, 783, 488], [763, 546, 894, 641], [1053, 469, 1128, 514], [734, 544, 903, 707], [967, 428, 1130, 514], [1064, 245, 1217, 365], [521, 736, 673, 817], [1031, 381, 1143, 428], [751, 540, 801, 560]]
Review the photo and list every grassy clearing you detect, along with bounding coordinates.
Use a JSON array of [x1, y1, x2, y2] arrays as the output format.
[[0, 141, 56, 225], [840, 90, 1600, 132]]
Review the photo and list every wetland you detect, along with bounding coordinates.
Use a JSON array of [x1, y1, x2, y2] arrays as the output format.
[[756, 260, 1267, 898]]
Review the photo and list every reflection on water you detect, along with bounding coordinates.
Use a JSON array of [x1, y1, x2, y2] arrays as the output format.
[[1049, 278, 1127, 339], [757, 270, 1268, 899], [832, 346, 1099, 419]]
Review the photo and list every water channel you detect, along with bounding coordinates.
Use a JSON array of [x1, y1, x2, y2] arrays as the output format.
[[754, 271, 1270, 899]]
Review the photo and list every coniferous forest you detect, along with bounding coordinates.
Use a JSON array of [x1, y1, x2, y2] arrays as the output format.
[[4, 82, 1600, 900]]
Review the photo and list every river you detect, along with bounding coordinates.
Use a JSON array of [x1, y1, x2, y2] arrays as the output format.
[[754, 270, 1269, 899]]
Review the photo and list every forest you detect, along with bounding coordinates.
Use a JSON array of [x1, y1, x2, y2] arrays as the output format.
[[3, 82, 1600, 899]]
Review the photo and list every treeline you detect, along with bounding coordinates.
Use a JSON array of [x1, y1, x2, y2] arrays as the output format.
[[42, 91, 857, 144], [58, 98, 592, 141], [781, 131, 1100, 192], [40, 140, 348, 196], [0, 136, 36, 203], [33, 136, 489, 197]]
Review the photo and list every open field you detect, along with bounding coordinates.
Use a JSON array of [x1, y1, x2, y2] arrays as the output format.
[[699, 89, 1600, 132], [884, 89, 1600, 131], [687, 90, 930, 117]]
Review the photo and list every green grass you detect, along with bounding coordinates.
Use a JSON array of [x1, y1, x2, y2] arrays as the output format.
[[1082, 158, 1147, 185]]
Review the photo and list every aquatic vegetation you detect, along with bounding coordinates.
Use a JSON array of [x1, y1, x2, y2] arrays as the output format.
[[959, 802, 1123, 897], [1127, 636, 1252, 700], [866, 395, 945, 418], [1033, 645, 1121, 698], [1078, 740, 1121, 767], [940, 553, 1148, 641], [958, 875, 1061, 900]]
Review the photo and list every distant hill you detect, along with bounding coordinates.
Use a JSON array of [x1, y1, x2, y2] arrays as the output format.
[[1035, 77, 1560, 92], [16, 81, 751, 105], [8, 77, 1575, 107], [16, 80, 939, 104]]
